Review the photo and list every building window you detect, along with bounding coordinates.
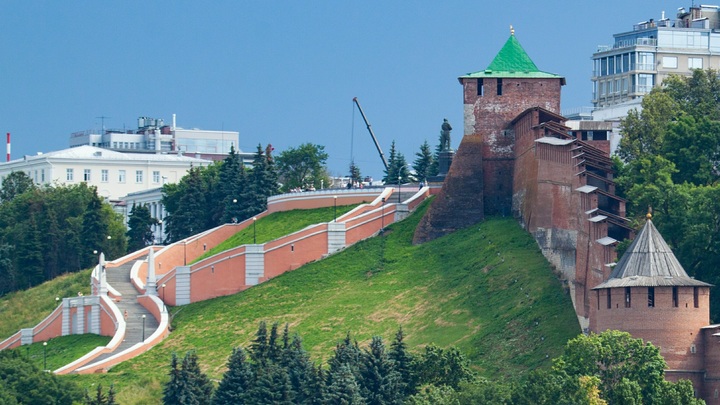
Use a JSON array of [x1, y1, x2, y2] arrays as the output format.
[[101, 169, 108, 182], [40, 169, 45, 182], [496, 79, 503, 96], [648, 287, 655, 307], [136, 170, 143, 183], [607, 290, 612, 309], [66, 168, 74, 182], [608, 57, 615, 75], [673, 287, 678, 307], [625, 287, 632, 308], [663, 56, 678, 68], [153, 171, 160, 184], [118, 170, 126, 183], [83, 169, 91, 182], [694, 287, 699, 308], [477, 79, 484, 96], [689, 57, 703, 69]]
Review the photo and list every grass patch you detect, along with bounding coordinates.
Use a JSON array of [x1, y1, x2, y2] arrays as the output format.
[[192, 204, 360, 263], [10, 334, 111, 372], [0, 269, 93, 339], [66, 200, 580, 403]]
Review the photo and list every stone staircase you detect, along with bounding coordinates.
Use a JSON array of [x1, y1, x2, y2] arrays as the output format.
[[82, 257, 159, 367]]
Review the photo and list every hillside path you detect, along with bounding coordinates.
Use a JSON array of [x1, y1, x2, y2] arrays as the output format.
[[82, 257, 159, 367]]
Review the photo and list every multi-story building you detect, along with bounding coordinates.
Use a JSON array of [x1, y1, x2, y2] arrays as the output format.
[[69, 115, 252, 162], [592, 4, 720, 120], [0, 145, 211, 201]]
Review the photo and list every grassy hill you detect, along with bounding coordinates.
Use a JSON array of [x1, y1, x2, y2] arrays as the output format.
[[60, 200, 580, 404]]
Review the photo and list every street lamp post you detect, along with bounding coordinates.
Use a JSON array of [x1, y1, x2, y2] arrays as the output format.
[[142, 314, 146, 341], [333, 196, 337, 222], [253, 217, 257, 244], [397, 176, 401, 203], [43, 342, 47, 370], [381, 197, 386, 234], [55, 296, 60, 306], [161, 283, 166, 312]]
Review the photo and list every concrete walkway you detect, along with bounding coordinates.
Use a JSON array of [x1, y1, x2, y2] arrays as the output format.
[[82, 257, 159, 368]]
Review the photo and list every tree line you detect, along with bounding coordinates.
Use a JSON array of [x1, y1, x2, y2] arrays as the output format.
[[0, 173, 126, 296], [160, 325, 701, 405], [615, 68, 720, 319]]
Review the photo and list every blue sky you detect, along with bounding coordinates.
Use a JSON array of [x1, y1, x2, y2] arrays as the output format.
[[1, 1, 676, 179]]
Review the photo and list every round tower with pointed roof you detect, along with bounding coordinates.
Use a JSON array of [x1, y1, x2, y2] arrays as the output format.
[[592, 216, 712, 384]]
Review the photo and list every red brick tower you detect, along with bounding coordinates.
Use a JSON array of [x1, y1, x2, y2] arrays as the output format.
[[593, 215, 712, 390], [414, 29, 565, 243]]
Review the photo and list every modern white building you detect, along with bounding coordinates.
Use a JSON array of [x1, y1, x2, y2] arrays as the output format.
[[69, 115, 251, 162], [591, 4, 720, 120], [0, 145, 211, 201]]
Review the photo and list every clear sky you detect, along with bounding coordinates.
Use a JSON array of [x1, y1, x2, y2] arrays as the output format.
[[1, 1, 677, 180]]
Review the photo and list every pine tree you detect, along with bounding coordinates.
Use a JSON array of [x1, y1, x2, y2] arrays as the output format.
[[382, 141, 411, 184], [219, 145, 247, 224], [180, 351, 214, 404], [281, 334, 315, 404], [325, 363, 366, 405], [212, 347, 253, 405], [389, 327, 416, 397], [80, 190, 108, 268], [162, 353, 184, 405], [359, 336, 402, 405], [126, 203, 157, 252], [349, 160, 362, 186], [328, 332, 363, 387], [251, 321, 270, 366], [412, 141, 434, 184], [268, 322, 282, 363]]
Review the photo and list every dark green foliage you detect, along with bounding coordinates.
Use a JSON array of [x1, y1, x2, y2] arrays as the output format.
[[162, 351, 213, 405], [251, 321, 270, 366], [162, 353, 183, 404], [325, 363, 366, 404], [616, 68, 720, 320], [358, 336, 402, 405], [328, 332, 363, 386], [0, 350, 82, 404], [126, 203, 158, 252], [0, 171, 34, 203], [382, 141, 411, 184], [276, 143, 329, 192], [412, 140, 434, 183], [0, 183, 125, 295], [162, 145, 279, 243], [213, 347, 253, 405], [219, 145, 247, 224], [389, 326, 416, 397], [414, 344, 474, 390], [83, 383, 117, 405]]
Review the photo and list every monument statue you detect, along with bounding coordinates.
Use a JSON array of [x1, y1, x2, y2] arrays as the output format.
[[440, 118, 452, 151]]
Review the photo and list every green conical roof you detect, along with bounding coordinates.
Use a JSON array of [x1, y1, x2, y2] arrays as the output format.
[[460, 33, 565, 83], [487, 34, 539, 72]]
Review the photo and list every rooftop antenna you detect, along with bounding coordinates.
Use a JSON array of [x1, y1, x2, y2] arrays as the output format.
[[96, 116, 111, 134]]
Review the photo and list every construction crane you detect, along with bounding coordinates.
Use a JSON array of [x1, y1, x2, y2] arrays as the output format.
[[352, 97, 388, 171]]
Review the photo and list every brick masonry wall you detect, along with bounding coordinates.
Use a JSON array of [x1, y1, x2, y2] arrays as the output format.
[[596, 286, 710, 371]]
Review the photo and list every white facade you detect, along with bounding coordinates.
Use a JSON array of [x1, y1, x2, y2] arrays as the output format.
[[592, 4, 720, 120], [0, 145, 211, 200], [69, 115, 241, 161], [119, 187, 166, 244]]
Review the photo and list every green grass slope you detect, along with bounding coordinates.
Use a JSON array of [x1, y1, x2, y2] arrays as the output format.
[[67, 200, 580, 404], [0, 269, 93, 339], [193, 204, 358, 264]]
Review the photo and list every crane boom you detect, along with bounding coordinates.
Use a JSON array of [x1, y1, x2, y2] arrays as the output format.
[[352, 97, 388, 171]]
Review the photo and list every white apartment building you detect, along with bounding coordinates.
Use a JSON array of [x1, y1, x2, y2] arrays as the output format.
[[592, 4, 720, 120], [0, 145, 211, 201]]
